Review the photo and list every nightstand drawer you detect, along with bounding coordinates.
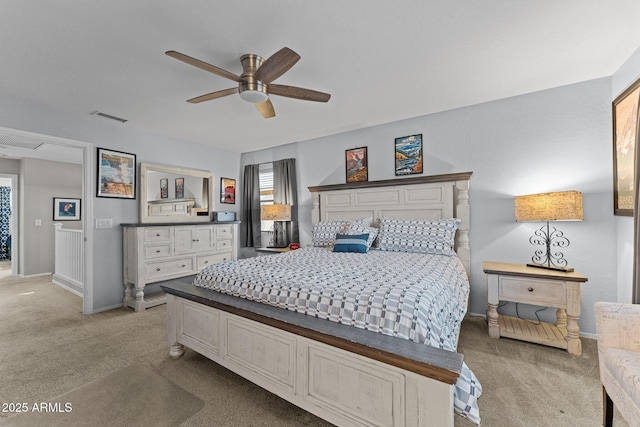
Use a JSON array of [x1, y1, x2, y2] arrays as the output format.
[[499, 277, 566, 306]]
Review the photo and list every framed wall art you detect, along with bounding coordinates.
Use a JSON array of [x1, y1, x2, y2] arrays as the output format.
[[97, 148, 136, 199], [220, 177, 236, 204], [613, 78, 640, 216], [395, 134, 423, 176], [53, 197, 81, 221], [345, 147, 368, 183], [160, 178, 168, 199], [175, 177, 184, 199]]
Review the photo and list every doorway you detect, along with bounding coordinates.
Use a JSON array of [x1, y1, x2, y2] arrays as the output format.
[[0, 126, 93, 313]]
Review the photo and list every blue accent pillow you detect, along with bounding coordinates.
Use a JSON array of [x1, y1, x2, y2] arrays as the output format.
[[332, 233, 370, 253]]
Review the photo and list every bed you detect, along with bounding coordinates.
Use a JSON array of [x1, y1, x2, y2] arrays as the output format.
[[162, 172, 480, 426]]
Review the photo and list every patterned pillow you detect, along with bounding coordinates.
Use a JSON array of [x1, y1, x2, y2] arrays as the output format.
[[311, 220, 350, 246], [346, 223, 379, 248], [377, 218, 461, 256], [332, 233, 370, 253]]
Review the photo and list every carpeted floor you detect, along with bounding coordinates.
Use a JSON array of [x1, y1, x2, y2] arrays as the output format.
[[0, 275, 629, 426]]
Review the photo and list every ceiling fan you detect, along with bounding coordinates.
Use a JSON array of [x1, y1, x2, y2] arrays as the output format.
[[166, 47, 331, 119]]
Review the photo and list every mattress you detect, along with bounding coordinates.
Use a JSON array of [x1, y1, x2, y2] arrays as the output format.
[[194, 246, 481, 423]]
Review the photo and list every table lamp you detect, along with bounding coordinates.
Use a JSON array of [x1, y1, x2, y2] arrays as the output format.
[[514, 191, 583, 272], [260, 204, 291, 247]]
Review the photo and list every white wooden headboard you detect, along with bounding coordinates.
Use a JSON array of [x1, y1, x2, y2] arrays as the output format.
[[308, 172, 472, 276]]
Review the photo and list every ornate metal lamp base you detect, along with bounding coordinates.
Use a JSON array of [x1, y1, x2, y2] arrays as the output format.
[[527, 221, 574, 273]]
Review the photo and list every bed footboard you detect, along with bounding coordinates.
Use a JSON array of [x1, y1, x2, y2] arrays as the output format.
[[163, 283, 462, 427]]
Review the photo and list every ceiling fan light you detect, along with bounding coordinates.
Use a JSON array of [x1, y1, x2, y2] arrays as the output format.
[[239, 89, 269, 104], [239, 81, 268, 103]]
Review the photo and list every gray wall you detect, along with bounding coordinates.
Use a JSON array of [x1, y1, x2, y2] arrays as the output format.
[[242, 77, 616, 336], [21, 158, 82, 276], [0, 92, 241, 312], [613, 47, 640, 303]]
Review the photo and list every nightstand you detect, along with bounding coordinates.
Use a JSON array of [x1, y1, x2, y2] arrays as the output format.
[[255, 247, 291, 255], [483, 261, 588, 355]]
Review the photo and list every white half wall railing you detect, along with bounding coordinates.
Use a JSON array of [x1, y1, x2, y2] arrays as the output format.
[[53, 223, 84, 297]]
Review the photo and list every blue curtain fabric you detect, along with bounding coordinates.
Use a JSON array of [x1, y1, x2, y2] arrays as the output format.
[[0, 186, 11, 260]]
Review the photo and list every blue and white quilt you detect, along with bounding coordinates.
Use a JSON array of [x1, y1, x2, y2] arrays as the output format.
[[194, 247, 481, 424]]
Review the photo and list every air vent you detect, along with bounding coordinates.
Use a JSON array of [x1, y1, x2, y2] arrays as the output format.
[[91, 111, 128, 123], [0, 134, 45, 150]]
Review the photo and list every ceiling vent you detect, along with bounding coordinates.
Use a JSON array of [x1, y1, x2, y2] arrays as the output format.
[[91, 111, 128, 123], [0, 134, 45, 150]]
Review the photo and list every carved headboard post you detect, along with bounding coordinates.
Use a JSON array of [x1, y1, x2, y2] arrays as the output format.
[[454, 179, 471, 277], [311, 191, 321, 224]]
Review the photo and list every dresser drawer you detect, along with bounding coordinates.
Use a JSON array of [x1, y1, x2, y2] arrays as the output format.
[[216, 224, 233, 239], [216, 239, 232, 251], [145, 227, 171, 242], [145, 244, 172, 259], [146, 257, 194, 280], [499, 277, 566, 307], [197, 253, 232, 270]]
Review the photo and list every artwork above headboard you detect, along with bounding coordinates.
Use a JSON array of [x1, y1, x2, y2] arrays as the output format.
[[308, 171, 473, 276]]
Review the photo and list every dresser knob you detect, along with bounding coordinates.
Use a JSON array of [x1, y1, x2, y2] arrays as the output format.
[[204, 261, 209, 264], [156, 233, 160, 237], [156, 250, 160, 253], [181, 264, 186, 268], [528, 287, 534, 292], [156, 268, 161, 271]]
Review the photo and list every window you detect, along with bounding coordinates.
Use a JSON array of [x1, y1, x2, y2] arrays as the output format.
[[259, 163, 274, 231]]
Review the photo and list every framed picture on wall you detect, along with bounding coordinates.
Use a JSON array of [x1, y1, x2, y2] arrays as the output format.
[[613, 77, 640, 216], [160, 178, 168, 199], [96, 148, 136, 199], [345, 147, 368, 183], [53, 197, 81, 221], [175, 177, 184, 199], [220, 177, 236, 204], [394, 134, 423, 176]]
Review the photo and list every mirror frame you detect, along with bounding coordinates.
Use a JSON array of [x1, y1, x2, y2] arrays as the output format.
[[139, 162, 214, 223]]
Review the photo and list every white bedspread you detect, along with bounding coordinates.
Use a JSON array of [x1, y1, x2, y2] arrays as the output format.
[[194, 247, 481, 424]]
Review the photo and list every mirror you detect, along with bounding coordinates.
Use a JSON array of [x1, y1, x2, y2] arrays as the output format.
[[139, 162, 214, 223]]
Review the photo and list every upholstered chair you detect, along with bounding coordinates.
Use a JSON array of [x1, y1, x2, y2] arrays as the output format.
[[594, 302, 640, 427]]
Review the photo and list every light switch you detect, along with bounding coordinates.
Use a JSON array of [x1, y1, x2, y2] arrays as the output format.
[[35, 219, 42, 226], [95, 218, 113, 229]]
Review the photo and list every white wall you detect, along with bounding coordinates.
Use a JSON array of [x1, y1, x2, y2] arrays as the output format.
[[0, 92, 241, 312], [242, 77, 615, 336]]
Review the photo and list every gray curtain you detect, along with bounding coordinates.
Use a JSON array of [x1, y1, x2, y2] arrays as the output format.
[[634, 140, 640, 303], [273, 158, 299, 246], [240, 164, 261, 248]]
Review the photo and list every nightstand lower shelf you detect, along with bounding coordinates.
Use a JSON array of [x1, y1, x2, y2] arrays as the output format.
[[498, 314, 568, 350]]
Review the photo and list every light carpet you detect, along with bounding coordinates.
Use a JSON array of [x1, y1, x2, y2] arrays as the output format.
[[0, 365, 204, 427]]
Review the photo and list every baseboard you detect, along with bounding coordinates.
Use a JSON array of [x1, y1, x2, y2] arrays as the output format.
[[91, 303, 128, 314], [52, 274, 83, 297]]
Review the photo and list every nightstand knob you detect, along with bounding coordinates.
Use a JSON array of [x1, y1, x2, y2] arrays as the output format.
[[528, 287, 534, 292]]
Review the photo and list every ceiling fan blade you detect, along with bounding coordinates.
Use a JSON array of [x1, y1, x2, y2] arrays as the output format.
[[253, 47, 300, 84], [187, 88, 237, 103], [268, 84, 331, 102], [255, 99, 276, 119], [166, 50, 239, 82]]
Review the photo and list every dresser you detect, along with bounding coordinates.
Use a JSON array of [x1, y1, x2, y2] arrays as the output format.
[[483, 261, 588, 355], [122, 222, 239, 312]]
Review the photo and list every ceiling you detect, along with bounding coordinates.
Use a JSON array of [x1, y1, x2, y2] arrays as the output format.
[[1, 1, 640, 157]]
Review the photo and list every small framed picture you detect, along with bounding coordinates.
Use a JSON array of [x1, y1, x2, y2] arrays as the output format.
[[175, 177, 184, 199], [53, 197, 81, 221], [160, 178, 168, 199], [96, 148, 136, 199], [394, 134, 423, 176], [345, 147, 368, 183], [220, 177, 236, 204]]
